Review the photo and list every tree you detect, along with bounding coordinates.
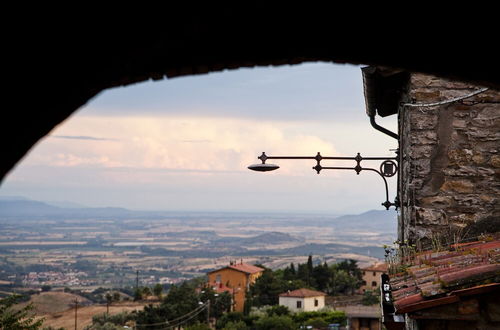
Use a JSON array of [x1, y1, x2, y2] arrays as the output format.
[[254, 315, 296, 330], [329, 269, 358, 295], [265, 305, 290, 317], [133, 288, 143, 301], [199, 287, 231, 319], [153, 283, 163, 299], [335, 259, 363, 294], [0, 294, 44, 330], [312, 262, 332, 292], [41, 285, 51, 292], [361, 290, 380, 305], [142, 286, 152, 297], [105, 293, 113, 314], [185, 323, 211, 330], [112, 292, 120, 302], [221, 320, 248, 330]]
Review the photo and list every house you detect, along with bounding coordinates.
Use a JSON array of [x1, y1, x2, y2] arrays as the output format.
[[362, 67, 500, 329], [278, 288, 326, 312], [359, 263, 388, 293], [207, 261, 264, 312], [337, 305, 381, 330]]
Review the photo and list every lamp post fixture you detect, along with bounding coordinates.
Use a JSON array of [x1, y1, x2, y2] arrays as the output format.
[[248, 151, 399, 210]]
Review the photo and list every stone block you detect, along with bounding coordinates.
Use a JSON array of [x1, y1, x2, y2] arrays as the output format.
[[410, 131, 437, 145], [452, 119, 468, 129], [409, 112, 438, 130], [410, 145, 434, 159], [491, 155, 500, 168], [472, 153, 487, 165], [448, 149, 473, 166], [410, 75, 442, 88], [413, 159, 431, 175], [410, 90, 441, 101], [471, 118, 499, 128], [440, 180, 474, 193], [420, 196, 453, 208], [465, 128, 500, 141], [415, 207, 448, 225], [449, 213, 482, 224], [443, 166, 481, 177]]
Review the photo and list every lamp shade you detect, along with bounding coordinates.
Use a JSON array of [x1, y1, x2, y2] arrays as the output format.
[[247, 163, 279, 172]]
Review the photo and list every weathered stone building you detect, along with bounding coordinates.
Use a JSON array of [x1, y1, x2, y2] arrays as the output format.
[[364, 67, 500, 329], [364, 67, 499, 248]]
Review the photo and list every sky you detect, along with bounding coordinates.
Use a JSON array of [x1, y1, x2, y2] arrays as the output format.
[[0, 62, 399, 214]]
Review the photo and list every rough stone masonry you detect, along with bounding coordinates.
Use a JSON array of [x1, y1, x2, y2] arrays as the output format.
[[398, 73, 500, 248]]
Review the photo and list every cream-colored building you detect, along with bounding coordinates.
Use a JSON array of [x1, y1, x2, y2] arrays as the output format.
[[359, 263, 387, 293], [278, 288, 326, 312]]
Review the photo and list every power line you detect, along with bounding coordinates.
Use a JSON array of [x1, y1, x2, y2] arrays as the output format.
[[135, 301, 208, 328]]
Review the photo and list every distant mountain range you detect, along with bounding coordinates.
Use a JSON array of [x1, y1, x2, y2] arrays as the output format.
[[0, 197, 153, 219], [0, 196, 397, 233]]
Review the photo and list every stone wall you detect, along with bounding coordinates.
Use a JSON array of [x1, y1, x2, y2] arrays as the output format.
[[398, 74, 500, 248]]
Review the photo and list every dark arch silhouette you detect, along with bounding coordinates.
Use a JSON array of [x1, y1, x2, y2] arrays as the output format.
[[3, 12, 499, 182]]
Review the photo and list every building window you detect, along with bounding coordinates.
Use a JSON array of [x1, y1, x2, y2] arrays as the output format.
[[216, 275, 221, 283], [362, 280, 367, 285], [362, 271, 365, 275], [373, 271, 376, 276], [372, 281, 377, 287], [314, 299, 319, 307], [296, 301, 302, 309], [360, 318, 371, 327]]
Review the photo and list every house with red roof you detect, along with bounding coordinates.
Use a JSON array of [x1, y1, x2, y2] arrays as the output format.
[[207, 261, 264, 312], [278, 288, 326, 312]]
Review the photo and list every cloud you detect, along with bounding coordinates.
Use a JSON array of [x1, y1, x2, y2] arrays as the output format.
[[51, 135, 118, 141], [25, 115, 338, 176]]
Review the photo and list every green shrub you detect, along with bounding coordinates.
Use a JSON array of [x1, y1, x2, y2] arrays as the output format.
[[222, 320, 248, 330], [254, 315, 296, 330]]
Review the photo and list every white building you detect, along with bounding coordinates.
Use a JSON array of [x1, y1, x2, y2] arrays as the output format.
[[278, 288, 326, 312]]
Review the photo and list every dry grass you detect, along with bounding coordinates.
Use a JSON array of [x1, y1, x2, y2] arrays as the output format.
[[38, 303, 145, 330], [18, 291, 92, 314]]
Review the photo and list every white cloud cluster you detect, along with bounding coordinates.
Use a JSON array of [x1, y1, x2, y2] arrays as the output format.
[[30, 115, 338, 177]]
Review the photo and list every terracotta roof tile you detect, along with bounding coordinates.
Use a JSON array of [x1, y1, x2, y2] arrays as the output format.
[[362, 263, 388, 272], [279, 288, 327, 298], [208, 263, 264, 275], [227, 263, 264, 274], [389, 239, 500, 314]]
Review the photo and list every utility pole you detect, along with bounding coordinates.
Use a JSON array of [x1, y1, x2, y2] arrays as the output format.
[[206, 299, 210, 327], [136, 270, 139, 290], [74, 298, 78, 330]]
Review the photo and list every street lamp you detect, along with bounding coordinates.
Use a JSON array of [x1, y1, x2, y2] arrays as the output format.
[[248, 151, 399, 210]]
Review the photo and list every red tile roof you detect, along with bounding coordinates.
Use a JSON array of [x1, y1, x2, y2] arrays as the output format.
[[208, 263, 264, 275], [389, 239, 500, 314], [227, 263, 264, 274], [279, 288, 327, 298], [363, 263, 388, 272]]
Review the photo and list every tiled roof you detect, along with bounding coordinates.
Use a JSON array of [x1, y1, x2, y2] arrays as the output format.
[[363, 263, 388, 272], [208, 263, 264, 275], [279, 288, 327, 298], [227, 263, 264, 274], [389, 239, 500, 314]]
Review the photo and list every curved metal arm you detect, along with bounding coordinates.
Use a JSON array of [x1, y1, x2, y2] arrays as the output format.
[[318, 166, 394, 210], [251, 151, 399, 210]]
